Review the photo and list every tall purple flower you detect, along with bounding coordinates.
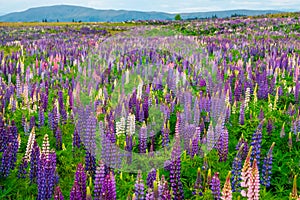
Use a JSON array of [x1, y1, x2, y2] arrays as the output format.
[[231, 144, 244, 192], [211, 172, 221, 200], [56, 127, 62, 150], [54, 186, 64, 200], [73, 127, 81, 149], [170, 127, 184, 200], [17, 156, 28, 179], [101, 172, 117, 200], [94, 160, 106, 200], [261, 142, 275, 187], [135, 170, 145, 200], [30, 140, 40, 183], [250, 120, 264, 167], [39, 108, 45, 128], [139, 123, 147, 153], [217, 127, 228, 162], [0, 143, 14, 177], [75, 163, 86, 200], [193, 167, 203, 196], [70, 181, 82, 200], [147, 168, 157, 188]]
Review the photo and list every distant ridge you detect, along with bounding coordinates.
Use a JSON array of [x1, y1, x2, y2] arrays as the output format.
[[0, 5, 283, 22]]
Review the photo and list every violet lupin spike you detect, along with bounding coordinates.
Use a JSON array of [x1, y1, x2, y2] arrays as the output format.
[[211, 172, 221, 200], [261, 142, 275, 187], [54, 186, 64, 200], [75, 163, 87, 200]]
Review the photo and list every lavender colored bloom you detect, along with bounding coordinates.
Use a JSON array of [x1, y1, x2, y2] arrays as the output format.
[[85, 151, 96, 177], [193, 167, 203, 196], [239, 102, 245, 125], [30, 140, 40, 183], [250, 121, 264, 167], [170, 134, 184, 200], [210, 172, 221, 200], [37, 152, 57, 200], [0, 143, 14, 177], [39, 108, 45, 128], [147, 168, 156, 188], [30, 116, 35, 131], [139, 123, 147, 153], [217, 127, 229, 162], [17, 156, 28, 179], [231, 144, 244, 192], [101, 172, 117, 200], [261, 142, 275, 187], [94, 160, 106, 200], [56, 127, 62, 150], [70, 181, 82, 200], [75, 163, 86, 200], [54, 186, 64, 200], [73, 127, 81, 149], [135, 170, 145, 200]]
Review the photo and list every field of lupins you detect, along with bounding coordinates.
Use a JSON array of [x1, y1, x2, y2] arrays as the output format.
[[0, 12, 299, 200]]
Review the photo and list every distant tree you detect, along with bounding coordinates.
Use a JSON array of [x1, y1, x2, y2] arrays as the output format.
[[175, 14, 182, 20], [72, 19, 75, 22], [57, 19, 59, 22], [44, 19, 47, 22]]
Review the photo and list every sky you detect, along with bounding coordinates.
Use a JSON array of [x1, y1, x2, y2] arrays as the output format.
[[0, 0, 299, 15]]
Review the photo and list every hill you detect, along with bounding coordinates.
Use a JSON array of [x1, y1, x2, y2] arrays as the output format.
[[0, 5, 282, 22]]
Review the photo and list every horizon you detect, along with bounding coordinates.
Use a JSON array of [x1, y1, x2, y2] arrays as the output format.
[[0, 1, 299, 16]]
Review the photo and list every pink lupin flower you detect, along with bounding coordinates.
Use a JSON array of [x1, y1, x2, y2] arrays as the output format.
[[221, 171, 232, 200], [241, 146, 253, 197], [248, 159, 260, 200]]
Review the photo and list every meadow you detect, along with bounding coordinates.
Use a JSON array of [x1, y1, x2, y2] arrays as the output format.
[[0, 12, 300, 200]]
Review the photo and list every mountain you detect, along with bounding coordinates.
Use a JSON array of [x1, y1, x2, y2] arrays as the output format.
[[0, 5, 282, 22]]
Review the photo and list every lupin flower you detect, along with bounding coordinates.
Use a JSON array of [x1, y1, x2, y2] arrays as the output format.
[[261, 142, 275, 187], [135, 170, 145, 199], [217, 127, 229, 162], [280, 122, 286, 138], [247, 159, 260, 200], [139, 122, 147, 153], [56, 127, 62, 150], [290, 175, 299, 200], [73, 127, 81, 149], [42, 134, 50, 158], [30, 140, 40, 183], [193, 167, 203, 196], [240, 146, 253, 198], [70, 181, 82, 200], [211, 172, 221, 200], [101, 172, 116, 200], [147, 168, 156, 188], [54, 186, 64, 200], [75, 163, 87, 200], [250, 121, 264, 166], [25, 127, 35, 160], [221, 171, 232, 200], [94, 160, 106, 200], [0, 143, 14, 177], [17, 156, 28, 179], [239, 102, 245, 125]]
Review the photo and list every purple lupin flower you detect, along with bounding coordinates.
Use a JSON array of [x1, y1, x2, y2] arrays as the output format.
[[211, 172, 221, 200], [75, 163, 86, 200], [70, 181, 82, 200], [261, 142, 275, 187], [231, 144, 244, 192], [39, 107, 45, 128], [170, 123, 184, 200], [139, 123, 147, 153], [146, 168, 156, 189], [135, 170, 145, 200], [0, 143, 14, 177], [101, 172, 117, 200], [30, 140, 40, 183], [30, 116, 35, 131], [161, 120, 170, 148], [193, 167, 203, 196], [17, 156, 28, 179], [217, 127, 229, 162], [54, 186, 64, 200], [73, 127, 81, 149], [37, 152, 57, 200], [235, 134, 248, 160], [267, 119, 273, 135], [94, 160, 106, 200], [239, 102, 245, 125], [56, 127, 62, 150], [250, 120, 264, 167]]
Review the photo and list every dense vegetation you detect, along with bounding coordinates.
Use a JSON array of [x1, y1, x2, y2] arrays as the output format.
[[0, 12, 300, 200]]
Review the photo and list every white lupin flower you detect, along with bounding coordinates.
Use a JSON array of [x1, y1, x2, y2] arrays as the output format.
[[244, 87, 251, 111], [25, 127, 36, 161], [126, 113, 135, 136]]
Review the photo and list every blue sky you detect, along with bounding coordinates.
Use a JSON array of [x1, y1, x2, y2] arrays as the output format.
[[0, 0, 299, 15]]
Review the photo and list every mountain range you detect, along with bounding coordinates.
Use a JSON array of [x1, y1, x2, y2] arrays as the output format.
[[0, 5, 283, 22]]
